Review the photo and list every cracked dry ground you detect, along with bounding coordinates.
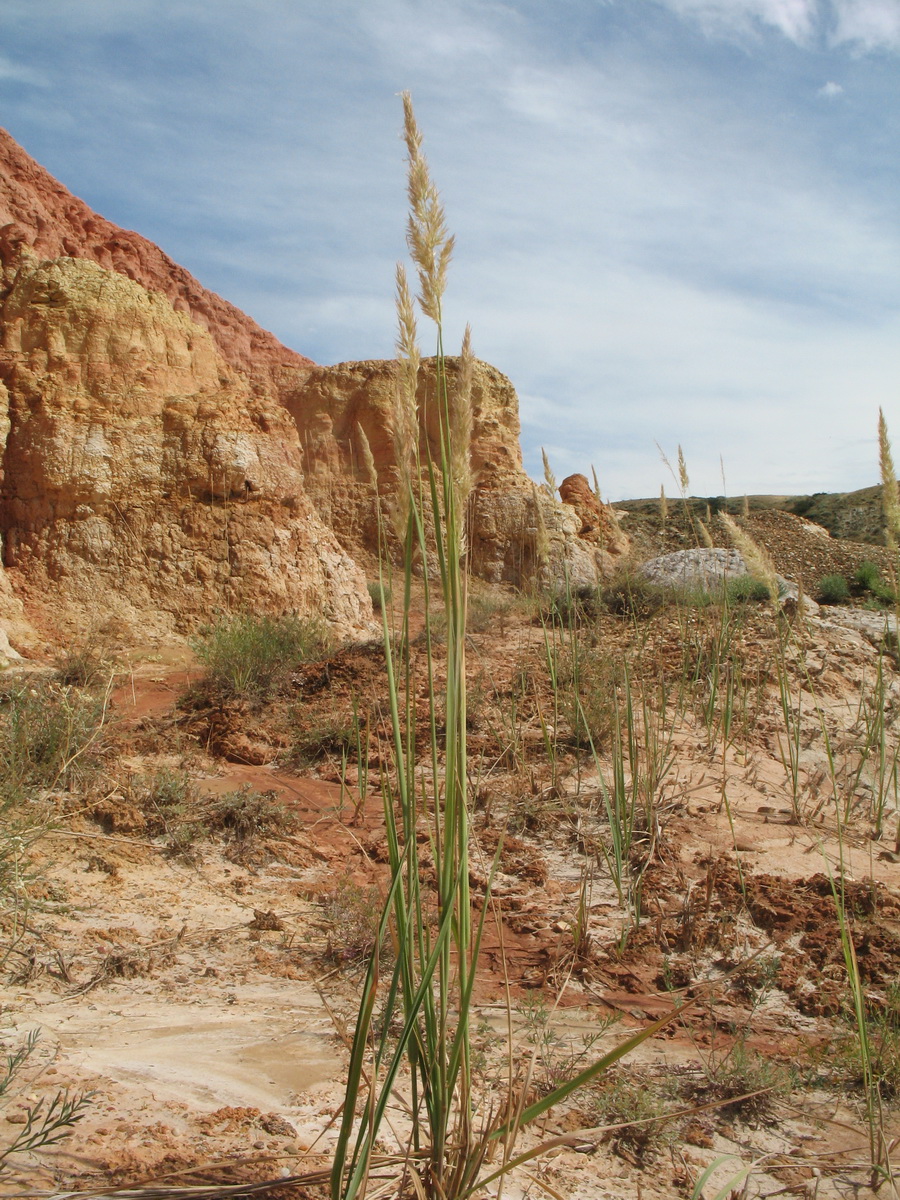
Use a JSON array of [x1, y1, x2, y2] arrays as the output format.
[[6, 552, 900, 1197]]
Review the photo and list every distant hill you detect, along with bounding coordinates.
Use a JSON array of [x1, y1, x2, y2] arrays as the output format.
[[616, 485, 887, 547]]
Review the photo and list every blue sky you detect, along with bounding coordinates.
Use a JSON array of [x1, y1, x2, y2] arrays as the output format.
[[2, 0, 899, 500]]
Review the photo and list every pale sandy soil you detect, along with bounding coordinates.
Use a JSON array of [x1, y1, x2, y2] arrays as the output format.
[[4, 594, 900, 1200]]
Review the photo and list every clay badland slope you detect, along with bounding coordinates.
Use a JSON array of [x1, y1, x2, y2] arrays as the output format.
[[0, 128, 373, 644], [0, 129, 627, 648]]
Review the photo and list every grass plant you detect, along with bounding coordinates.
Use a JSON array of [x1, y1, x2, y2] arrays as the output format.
[[330, 94, 679, 1200], [0, 1030, 93, 1172], [817, 573, 850, 605], [191, 612, 328, 702]]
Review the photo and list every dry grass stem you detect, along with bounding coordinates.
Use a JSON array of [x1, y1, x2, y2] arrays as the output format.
[[879, 408, 900, 550], [719, 512, 780, 605], [541, 447, 557, 499], [532, 482, 550, 580], [451, 323, 475, 507], [402, 91, 454, 325]]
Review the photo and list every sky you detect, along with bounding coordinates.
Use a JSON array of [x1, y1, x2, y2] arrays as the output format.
[[1, 0, 899, 501]]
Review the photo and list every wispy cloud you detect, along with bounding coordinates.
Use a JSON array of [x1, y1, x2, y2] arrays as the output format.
[[0, 0, 897, 499], [0, 53, 47, 86], [832, 0, 900, 50], [654, 0, 900, 50]]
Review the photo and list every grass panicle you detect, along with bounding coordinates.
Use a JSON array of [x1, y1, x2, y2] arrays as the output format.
[[330, 93, 679, 1200], [879, 408, 900, 551], [718, 512, 780, 607]]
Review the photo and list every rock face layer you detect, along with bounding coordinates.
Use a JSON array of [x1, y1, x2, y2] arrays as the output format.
[[0, 132, 369, 643], [286, 359, 629, 587], [0, 127, 312, 385], [0, 127, 627, 646]]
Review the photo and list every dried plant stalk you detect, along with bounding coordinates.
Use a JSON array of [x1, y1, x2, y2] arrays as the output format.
[[879, 408, 900, 551], [402, 91, 454, 325], [719, 512, 779, 606], [541, 448, 557, 499], [451, 323, 475, 508]]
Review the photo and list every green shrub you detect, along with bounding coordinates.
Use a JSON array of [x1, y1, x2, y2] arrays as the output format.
[[367, 580, 391, 612], [600, 575, 669, 620], [854, 561, 882, 593], [854, 560, 897, 605], [0, 679, 104, 803], [725, 575, 771, 605], [191, 612, 328, 701], [0, 679, 105, 912], [817, 574, 850, 605]]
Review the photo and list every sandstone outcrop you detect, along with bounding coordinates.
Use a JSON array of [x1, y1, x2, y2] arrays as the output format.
[[0, 173, 370, 642], [0, 127, 628, 648], [0, 127, 312, 387], [286, 359, 629, 587]]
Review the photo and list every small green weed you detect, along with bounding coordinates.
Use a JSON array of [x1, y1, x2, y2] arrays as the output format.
[[724, 575, 771, 605], [683, 1039, 789, 1124], [518, 992, 619, 1096], [204, 785, 296, 844], [290, 712, 359, 765], [322, 877, 388, 967], [600, 574, 669, 620], [367, 581, 391, 612], [467, 590, 522, 633], [191, 612, 329, 702], [586, 1072, 675, 1162], [817, 574, 850, 605], [0, 1029, 94, 1172]]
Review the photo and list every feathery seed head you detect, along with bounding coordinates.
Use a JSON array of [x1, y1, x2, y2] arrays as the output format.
[[677, 445, 689, 496], [401, 92, 453, 325], [451, 324, 475, 505], [391, 262, 420, 537], [878, 408, 900, 550], [720, 512, 779, 607], [356, 423, 378, 491], [541, 448, 557, 499]]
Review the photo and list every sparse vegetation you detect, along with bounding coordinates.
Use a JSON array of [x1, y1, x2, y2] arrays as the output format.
[[817, 572, 851, 605], [367, 580, 391, 612], [191, 611, 328, 701], [0, 1030, 93, 1172]]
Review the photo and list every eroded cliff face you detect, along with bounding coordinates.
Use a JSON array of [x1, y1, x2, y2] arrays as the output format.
[[0, 126, 312, 386], [285, 358, 628, 588], [0, 253, 370, 641], [0, 126, 626, 649]]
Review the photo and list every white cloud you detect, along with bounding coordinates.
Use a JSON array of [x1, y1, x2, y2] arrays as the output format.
[[0, 54, 48, 86], [831, 0, 900, 50], [653, 0, 819, 44], [818, 80, 844, 95], [655, 0, 900, 51]]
